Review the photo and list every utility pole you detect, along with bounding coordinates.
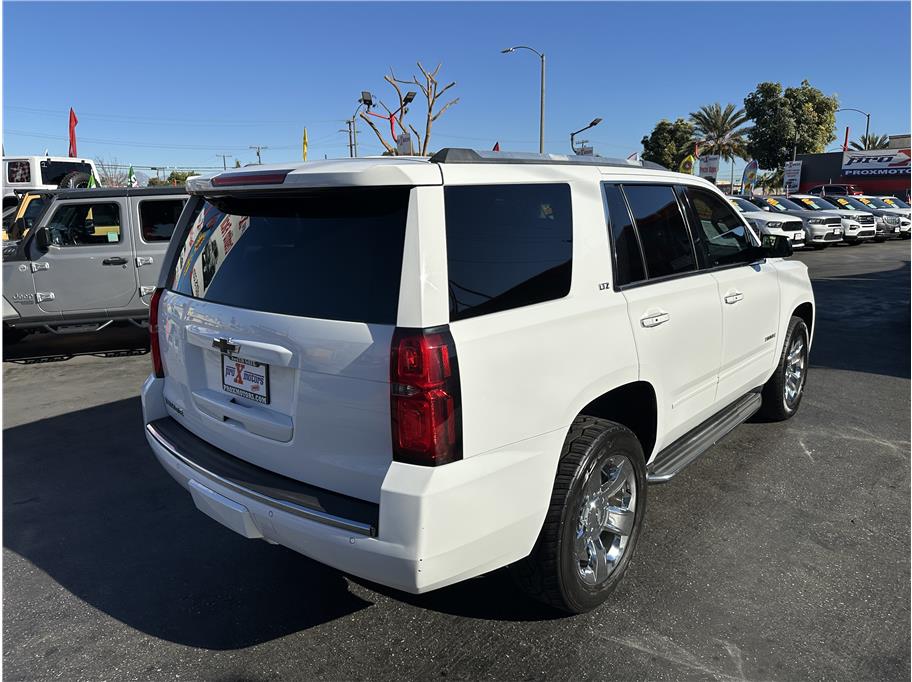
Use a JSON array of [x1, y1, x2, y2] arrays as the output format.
[[249, 145, 268, 165], [216, 154, 232, 170]]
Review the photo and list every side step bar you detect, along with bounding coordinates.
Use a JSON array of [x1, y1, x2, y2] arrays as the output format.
[[647, 390, 762, 483]]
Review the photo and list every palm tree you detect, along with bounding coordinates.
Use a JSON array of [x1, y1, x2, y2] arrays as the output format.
[[688, 103, 751, 162], [849, 134, 890, 151]]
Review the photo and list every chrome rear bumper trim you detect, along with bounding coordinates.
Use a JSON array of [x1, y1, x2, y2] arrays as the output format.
[[146, 422, 376, 537]]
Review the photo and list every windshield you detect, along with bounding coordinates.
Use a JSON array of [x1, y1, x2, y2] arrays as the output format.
[[819, 196, 863, 211], [728, 197, 756, 213], [790, 197, 832, 211], [171, 188, 410, 324], [756, 197, 804, 212], [881, 197, 910, 209], [856, 196, 891, 209]]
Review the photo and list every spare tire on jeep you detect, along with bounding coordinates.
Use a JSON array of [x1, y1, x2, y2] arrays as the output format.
[[58, 171, 90, 189]]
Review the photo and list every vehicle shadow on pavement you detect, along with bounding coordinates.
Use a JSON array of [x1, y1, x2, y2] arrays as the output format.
[[806, 259, 909, 379], [3, 397, 372, 650]]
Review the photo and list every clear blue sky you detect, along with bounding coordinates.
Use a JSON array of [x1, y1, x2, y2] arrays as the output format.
[[3, 1, 910, 173]]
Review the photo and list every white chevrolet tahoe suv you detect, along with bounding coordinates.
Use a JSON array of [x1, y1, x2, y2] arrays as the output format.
[[141, 149, 815, 613]]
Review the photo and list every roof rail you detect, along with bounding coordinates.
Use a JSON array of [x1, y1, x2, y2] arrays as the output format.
[[429, 147, 668, 171]]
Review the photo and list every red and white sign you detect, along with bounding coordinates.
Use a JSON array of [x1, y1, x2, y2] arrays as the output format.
[[842, 149, 910, 177]]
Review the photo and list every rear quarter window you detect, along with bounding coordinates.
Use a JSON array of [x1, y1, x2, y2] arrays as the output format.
[[170, 188, 410, 324], [7, 161, 30, 183], [139, 198, 186, 242], [444, 183, 572, 321]]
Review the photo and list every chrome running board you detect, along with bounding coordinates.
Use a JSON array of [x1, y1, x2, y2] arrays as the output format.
[[646, 390, 762, 484]]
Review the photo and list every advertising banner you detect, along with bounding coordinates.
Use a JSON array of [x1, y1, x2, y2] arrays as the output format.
[[698, 154, 720, 181], [842, 149, 910, 177], [741, 159, 759, 195], [784, 160, 802, 194]]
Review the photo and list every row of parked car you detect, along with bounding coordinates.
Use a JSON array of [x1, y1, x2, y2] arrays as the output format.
[[729, 192, 911, 250]]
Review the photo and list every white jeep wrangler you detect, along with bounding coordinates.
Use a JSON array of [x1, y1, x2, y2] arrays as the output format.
[[141, 150, 814, 613]]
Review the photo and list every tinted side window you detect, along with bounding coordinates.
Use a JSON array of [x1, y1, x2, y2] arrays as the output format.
[[623, 185, 695, 279], [140, 199, 186, 241], [445, 184, 572, 321], [7, 161, 30, 183], [46, 202, 122, 246], [685, 188, 757, 268], [603, 183, 645, 285]]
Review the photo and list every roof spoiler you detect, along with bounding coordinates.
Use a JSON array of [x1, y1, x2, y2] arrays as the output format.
[[429, 147, 668, 171]]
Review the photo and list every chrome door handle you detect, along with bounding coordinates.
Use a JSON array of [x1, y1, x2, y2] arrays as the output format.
[[136, 256, 154, 267], [640, 312, 670, 328], [724, 291, 744, 305]]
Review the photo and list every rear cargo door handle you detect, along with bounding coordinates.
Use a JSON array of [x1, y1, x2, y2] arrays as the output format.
[[185, 325, 294, 367], [640, 311, 670, 328], [724, 291, 744, 305], [102, 257, 128, 266]]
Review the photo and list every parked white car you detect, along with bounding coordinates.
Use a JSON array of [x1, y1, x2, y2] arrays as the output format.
[[817, 195, 907, 241], [141, 150, 815, 613], [788, 194, 876, 244], [728, 196, 806, 248], [748, 196, 843, 249]]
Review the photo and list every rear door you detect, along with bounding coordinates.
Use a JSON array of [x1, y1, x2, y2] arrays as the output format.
[[682, 186, 780, 406], [30, 197, 137, 315], [159, 187, 413, 503], [612, 183, 723, 446], [132, 195, 186, 307]]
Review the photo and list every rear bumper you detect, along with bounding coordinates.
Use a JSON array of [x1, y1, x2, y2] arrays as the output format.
[[142, 375, 560, 594]]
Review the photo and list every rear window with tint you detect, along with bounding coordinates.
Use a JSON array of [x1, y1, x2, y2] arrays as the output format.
[[170, 188, 409, 324], [444, 184, 572, 321]]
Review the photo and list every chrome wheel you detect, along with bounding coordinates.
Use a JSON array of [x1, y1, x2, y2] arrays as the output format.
[[784, 333, 807, 409], [575, 455, 637, 586]]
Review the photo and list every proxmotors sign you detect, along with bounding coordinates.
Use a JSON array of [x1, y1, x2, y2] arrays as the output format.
[[842, 149, 911, 177]]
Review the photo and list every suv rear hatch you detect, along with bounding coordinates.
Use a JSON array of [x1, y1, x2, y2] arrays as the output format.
[[158, 187, 412, 503]]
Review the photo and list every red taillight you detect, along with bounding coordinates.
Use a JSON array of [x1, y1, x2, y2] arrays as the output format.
[[149, 288, 164, 378], [390, 327, 462, 466]]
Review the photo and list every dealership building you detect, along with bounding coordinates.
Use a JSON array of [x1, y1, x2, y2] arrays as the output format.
[[794, 134, 911, 198]]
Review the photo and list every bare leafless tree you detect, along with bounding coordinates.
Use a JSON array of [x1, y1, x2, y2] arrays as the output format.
[[360, 62, 459, 155], [95, 157, 128, 187]]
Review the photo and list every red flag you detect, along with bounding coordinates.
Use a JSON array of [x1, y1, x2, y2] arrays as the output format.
[[68, 108, 78, 157], [492, 142, 500, 152]]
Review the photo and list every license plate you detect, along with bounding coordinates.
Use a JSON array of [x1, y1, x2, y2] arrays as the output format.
[[895, 228, 901, 233], [834, 229, 843, 234], [221, 354, 270, 404]]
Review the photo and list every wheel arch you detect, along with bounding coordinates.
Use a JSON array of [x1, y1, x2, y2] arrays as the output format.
[[793, 301, 814, 340], [573, 381, 658, 460]]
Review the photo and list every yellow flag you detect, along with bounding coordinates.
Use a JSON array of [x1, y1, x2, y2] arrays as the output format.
[[679, 154, 695, 174], [302, 128, 308, 161]]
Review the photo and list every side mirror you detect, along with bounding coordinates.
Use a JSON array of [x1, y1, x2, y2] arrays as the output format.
[[761, 233, 792, 258], [34, 226, 51, 251]]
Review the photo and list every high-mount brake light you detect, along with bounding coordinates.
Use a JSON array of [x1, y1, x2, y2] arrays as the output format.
[[211, 170, 291, 187], [149, 288, 165, 378], [390, 327, 462, 466]]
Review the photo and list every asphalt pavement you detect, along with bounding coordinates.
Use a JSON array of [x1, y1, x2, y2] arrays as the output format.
[[3, 240, 910, 681]]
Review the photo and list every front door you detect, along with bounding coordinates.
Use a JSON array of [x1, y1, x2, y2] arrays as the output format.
[[30, 198, 138, 316]]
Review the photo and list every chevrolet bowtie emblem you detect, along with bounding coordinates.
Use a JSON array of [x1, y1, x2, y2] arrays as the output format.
[[212, 338, 239, 354]]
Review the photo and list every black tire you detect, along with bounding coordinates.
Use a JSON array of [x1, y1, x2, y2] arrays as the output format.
[[511, 417, 647, 613], [758, 316, 809, 421], [57, 171, 90, 189]]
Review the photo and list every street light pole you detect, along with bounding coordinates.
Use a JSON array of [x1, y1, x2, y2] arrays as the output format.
[[570, 117, 602, 154], [502, 45, 546, 153], [350, 91, 375, 158], [836, 107, 871, 148]]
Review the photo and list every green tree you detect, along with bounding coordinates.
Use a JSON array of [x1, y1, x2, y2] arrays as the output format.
[[689, 103, 751, 162], [849, 133, 890, 151], [147, 170, 197, 187], [641, 118, 695, 170], [743, 80, 838, 170], [234, 159, 242, 168]]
